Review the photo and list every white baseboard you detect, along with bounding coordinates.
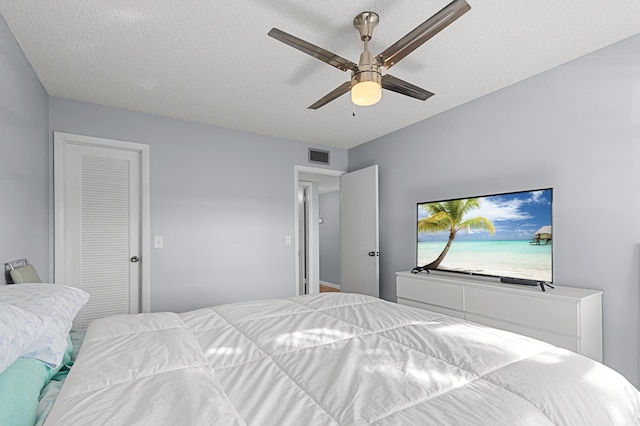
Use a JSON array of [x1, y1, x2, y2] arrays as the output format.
[[320, 281, 340, 290]]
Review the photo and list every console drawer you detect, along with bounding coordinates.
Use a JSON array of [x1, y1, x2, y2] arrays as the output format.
[[465, 313, 578, 350], [398, 297, 464, 319], [465, 286, 578, 336], [397, 275, 463, 311]]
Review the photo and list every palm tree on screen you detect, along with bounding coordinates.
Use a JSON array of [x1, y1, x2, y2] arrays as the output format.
[[418, 198, 495, 269]]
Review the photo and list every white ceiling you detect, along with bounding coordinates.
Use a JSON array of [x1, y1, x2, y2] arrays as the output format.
[[2, 1, 640, 149]]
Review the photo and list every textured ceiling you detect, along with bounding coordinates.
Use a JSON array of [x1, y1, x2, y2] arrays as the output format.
[[1, 1, 640, 149]]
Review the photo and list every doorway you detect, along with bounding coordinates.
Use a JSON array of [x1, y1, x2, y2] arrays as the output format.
[[294, 166, 344, 296]]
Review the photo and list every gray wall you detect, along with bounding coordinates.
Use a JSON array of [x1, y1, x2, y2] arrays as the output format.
[[0, 15, 49, 283], [319, 191, 340, 285], [49, 97, 347, 312], [349, 33, 640, 386]]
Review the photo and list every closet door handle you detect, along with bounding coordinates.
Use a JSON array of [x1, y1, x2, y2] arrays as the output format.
[[130, 256, 140, 263]]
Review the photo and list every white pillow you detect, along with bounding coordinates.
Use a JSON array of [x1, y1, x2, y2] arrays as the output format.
[[0, 303, 47, 374], [20, 317, 71, 368], [0, 283, 89, 328], [0, 284, 89, 368]]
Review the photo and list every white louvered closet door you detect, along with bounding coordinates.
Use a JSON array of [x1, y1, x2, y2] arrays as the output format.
[[55, 133, 149, 329]]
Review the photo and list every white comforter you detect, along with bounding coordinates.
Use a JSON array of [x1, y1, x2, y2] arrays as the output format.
[[45, 293, 640, 425]]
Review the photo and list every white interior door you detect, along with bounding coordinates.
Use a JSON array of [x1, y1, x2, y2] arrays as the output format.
[[54, 132, 150, 328], [340, 165, 379, 297]]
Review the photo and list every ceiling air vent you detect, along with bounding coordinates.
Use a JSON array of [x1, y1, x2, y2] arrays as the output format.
[[308, 149, 330, 165]]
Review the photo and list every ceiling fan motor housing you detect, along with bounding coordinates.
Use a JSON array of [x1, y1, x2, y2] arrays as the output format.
[[352, 51, 382, 87], [351, 50, 382, 106]]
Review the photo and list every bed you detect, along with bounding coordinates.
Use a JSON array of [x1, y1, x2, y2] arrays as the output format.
[[2, 284, 640, 425]]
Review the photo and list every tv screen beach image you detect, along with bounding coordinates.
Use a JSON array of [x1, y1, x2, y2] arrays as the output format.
[[417, 189, 552, 282]]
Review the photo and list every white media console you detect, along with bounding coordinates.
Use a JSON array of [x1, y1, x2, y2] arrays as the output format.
[[396, 271, 603, 362]]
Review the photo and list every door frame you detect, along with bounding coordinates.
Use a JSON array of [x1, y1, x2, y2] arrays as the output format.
[[297, 182, 311, 296], [53, 132, 151, 313], [293, 165, 345, 296]]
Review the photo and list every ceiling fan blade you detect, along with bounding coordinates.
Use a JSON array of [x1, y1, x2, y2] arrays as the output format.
[[268, 28, 357, 72], [382, 75, 434, 101], [308, 81, 351, 109], [377, 0, 471, 69]]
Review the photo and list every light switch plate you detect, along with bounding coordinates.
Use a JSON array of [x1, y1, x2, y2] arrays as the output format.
[[154, 236, 164, 249]]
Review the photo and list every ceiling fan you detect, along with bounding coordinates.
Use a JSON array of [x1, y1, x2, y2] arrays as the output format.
[[268, 0, 471, 109]]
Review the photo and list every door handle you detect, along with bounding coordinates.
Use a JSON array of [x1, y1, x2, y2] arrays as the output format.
[[368, 251, 380, 257], [130, 256, 140, 263]]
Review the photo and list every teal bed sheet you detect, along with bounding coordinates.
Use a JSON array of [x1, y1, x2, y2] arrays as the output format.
[[0, 331, 83, 426], [33, 330, 85, 426]]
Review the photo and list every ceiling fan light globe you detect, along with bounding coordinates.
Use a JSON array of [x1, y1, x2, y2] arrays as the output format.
[[351, 81, 382, 106]]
